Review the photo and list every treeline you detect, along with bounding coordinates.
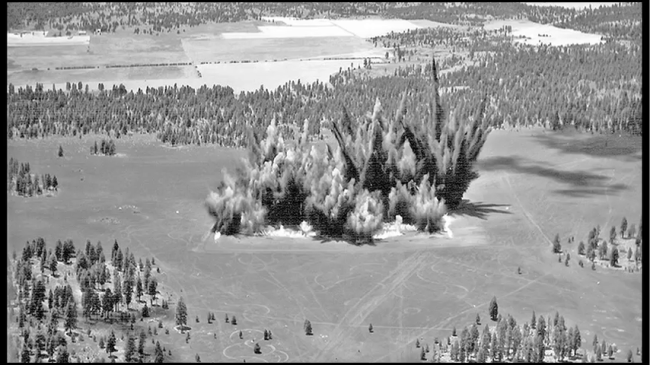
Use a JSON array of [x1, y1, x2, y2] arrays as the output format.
[[6, 2, 387, 33], [7, 157, 59, 197], [7, 79, 332, 148]]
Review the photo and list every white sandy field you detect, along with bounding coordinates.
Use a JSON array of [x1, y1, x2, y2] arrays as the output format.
[[8, 32, 90, 47], [483, 18, 603, 46]]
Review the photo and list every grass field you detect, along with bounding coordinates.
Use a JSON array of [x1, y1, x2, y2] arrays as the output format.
[[7, 128, 642, 362]]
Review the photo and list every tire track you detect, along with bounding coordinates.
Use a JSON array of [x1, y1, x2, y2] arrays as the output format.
[[312, 250, 430, 362]]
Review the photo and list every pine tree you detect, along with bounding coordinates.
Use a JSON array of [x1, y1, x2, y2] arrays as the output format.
[[176, 296, 187, 330], [136, 277, 143, 301], [124, 336, 137, 363], [254, 342, 261, 354], [142, 303, 149, 318], [476, 313, 481, 325], [621, 217, 628, 238], [58, 145, 64, 157], [610, 226, 617, 244], [489, 296, 498, 321], [148, 277, 158, 306], [416, 338, 420, 348], [231, 315, 237, 325], [138, 329, 146, 355], [369, 323, 373, 333], [553, 233, 562, 253], [610, 247, 619, 267], [304, 319, 312, 335], [64, 302, 77, 335], [106, 331, 117, 357], [531, 311, 536, 329]]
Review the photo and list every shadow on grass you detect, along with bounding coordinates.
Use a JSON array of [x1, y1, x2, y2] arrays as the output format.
[[531, 131, 642, 161], [477, 155, 630, 198], [450, 199, 512, 220]]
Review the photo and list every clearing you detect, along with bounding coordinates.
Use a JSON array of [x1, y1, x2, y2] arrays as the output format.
[[7, 127, 642, 362]]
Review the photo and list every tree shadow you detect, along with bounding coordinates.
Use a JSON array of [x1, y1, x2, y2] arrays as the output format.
[[450, 199, 512, 220], [531, 131, 642, 161], [477, 155, 629, 198]]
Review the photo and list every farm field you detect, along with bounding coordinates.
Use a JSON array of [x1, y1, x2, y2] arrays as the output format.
[[7, 128, 642, 362], [7, 18, 436, 94]]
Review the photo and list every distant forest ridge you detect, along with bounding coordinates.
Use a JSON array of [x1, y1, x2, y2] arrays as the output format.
[[6, 2, 642, 40]]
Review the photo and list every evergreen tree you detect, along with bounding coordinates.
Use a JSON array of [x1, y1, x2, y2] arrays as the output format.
[[610, 247, 619, 266], [136, 277, 143, 301], [369, 323, 373, 333], [176, 296, 187, 330], [64, 302, 77, 335], [304, 319, 312, 335], [58, 145, 64, 157], [610, 226, 617, 244], [553, 233, 562, 253], [148, 277, 158, 305], [106, 331, 117, 357], [476, 313, 481, 325], [142, 303, 149, 318], [537, 315, 546, 340], [138, 329, 146, 355], [124, 336, 137, 363], [231, 315, 237, 325], [489, 296, 498, 321], [254, 342, 261, 354], [531, 311, 536, 329], [578, 241, 586, 255], [573, 325, 581, 355], [621, 217, 628, 238]]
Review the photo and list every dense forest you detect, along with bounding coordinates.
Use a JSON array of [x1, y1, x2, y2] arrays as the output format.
[[7, 2, 642, 41], [8, 237, 172, 362]]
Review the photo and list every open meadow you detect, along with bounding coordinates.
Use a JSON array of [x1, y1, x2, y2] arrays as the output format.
[[7, 127, 642, 362]]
